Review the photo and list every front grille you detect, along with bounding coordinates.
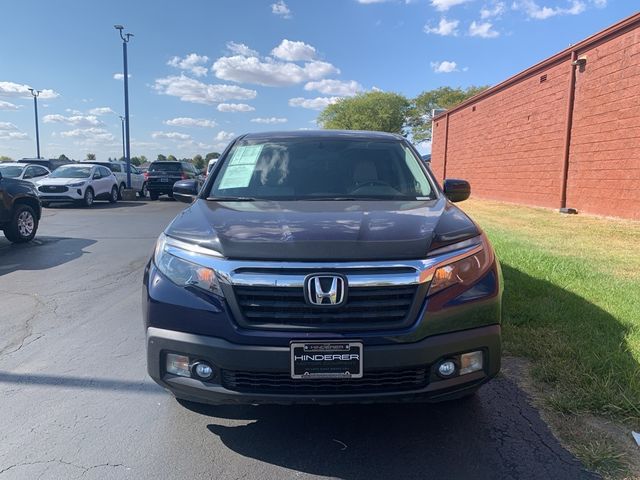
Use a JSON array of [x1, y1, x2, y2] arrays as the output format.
[[221, 368, 428, 395], [233, 285, 417, 328], [38, 185, 68, 193]]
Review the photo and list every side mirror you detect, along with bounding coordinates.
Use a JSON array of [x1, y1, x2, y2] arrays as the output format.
[[173, 179, 199, 204], [93, 173, 100, 179], [443, 178, 471, 203], [23, 174, 33, 179]]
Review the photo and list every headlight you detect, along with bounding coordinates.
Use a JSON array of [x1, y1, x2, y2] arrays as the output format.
[[427, 235, 493, 296], [154, 234, 223, 296], [67, 181, 85, 187]]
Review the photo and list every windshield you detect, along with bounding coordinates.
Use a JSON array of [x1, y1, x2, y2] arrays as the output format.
[[49, 166, 92, 179], [208, 138, 435, 200], [150, 162, 182, 172], [0, 165, 24, 178]]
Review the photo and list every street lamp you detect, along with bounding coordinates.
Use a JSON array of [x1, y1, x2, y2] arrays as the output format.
[[28, 88, 42, 158], [119, 115, 125, 161], [114, 24, 134, 188]]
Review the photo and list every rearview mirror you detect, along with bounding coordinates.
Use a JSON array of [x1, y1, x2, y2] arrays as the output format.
[[173, 179, 199, 204], [443, 179, 471, 203]]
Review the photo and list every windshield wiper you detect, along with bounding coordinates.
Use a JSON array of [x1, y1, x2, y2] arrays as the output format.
[[206, 196, 257, 202], [307, 196, 422, 201]]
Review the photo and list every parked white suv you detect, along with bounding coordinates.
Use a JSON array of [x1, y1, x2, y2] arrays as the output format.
[[81, 160, 146, 198], [0, 163, 51, 184], [36, 164, 119, 207]]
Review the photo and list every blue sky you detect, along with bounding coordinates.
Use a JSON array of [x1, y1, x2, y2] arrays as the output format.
[[0, 0, 635, 160]]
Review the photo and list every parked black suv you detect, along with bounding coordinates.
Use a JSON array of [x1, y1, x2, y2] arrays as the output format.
[[146, 161, 201, 201], [18, 157, 73, 172], [143, 131, 502, 406], [0, 170, 42, 243]]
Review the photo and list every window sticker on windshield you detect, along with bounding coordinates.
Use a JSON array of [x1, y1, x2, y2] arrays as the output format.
[[218, 145, 264, 189], [228, 145, 264, 166]]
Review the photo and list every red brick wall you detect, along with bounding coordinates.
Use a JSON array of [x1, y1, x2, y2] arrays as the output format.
[[431, 19, 640, 220], [567, 27, 640, 218]]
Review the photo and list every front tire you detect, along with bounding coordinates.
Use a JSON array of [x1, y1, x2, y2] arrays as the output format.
[[118, 183, 126, 200], [139, 182, 148, 198], [3, 204, 38, 243], [149, 191, 159, 201], [82, 188, 94, 208], [109, 185, 118, 204]]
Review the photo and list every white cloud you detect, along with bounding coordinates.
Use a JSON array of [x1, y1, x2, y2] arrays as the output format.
[[271, 0, 292, 18], [215, 131, 236, 142], [0, 100, 20, 110], [167, 53, 210, 77], [227, 41, 259, 57], [59, 128, 115, 142], [480, 1, 506, 18], [431, 60, 459, 73], [289, 97, 341, 110], [304, 79, 362, 96], [88, 107, 115, 116], [515, 0, 586, 19], [113, 73, 131, 80], [0, 128, 28, 140], [43, 114, 104, 127], [251, 117, 288, 124], [424, 17, 460, 36], [271, 40, 317, 61], [151, 131, 192, 141], [469, 20, 500, 37], [165, 117, 217, 128], [153, 75, 257, 105], [430, 0, 472, 11], [213, 55, 339, 87], [0, 81, 59, 99], [217, 103, 255, 112], [0, 122, 18, 131]]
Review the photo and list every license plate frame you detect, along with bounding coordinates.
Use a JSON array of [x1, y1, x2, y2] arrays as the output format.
[[160, 177, 169, 183], [290, 341, 363, 379]]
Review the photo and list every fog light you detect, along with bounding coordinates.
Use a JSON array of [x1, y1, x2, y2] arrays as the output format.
[[438, 360, 457, 378], [192, 361, 215, 380], [166, 353, 190, 377], [460, 351, 483, 375]]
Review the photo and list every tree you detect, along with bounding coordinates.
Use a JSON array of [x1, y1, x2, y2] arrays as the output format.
[[167, 155, 177, 162], [406, 86, 488, 144], [205, 152, 220, 161], [131, 156, 142, 166], [192, 154, 205, 170], [157, 154, 167, 162], [318, 91, 410, 135], [86, 153, 96, 160], [0, 156, 13, 162], [139, 155, 147, 164], [58, 154, 70, 161]]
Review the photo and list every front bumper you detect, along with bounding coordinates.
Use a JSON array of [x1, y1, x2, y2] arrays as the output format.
[[38, 187, 84, 201], [147, 324, 501, 405]]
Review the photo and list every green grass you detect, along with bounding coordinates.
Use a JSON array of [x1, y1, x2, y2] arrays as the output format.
[[461, 199, 640, 428]]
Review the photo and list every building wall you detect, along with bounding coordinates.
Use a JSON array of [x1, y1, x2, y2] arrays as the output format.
[[431, 15, 640, 220]]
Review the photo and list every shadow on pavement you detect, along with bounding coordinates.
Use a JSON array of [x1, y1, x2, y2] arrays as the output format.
[[190, 375, 596, 479], [0, 371, 163, 394], [0, 236, 96, 277]]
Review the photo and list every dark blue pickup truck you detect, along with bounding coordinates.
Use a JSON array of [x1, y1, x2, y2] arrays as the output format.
[[143, 130, 502, 406]]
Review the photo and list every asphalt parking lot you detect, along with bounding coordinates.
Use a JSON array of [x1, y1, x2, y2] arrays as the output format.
[[0, 200, 596, 480]]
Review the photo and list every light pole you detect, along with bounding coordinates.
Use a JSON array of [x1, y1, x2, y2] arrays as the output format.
[[119, 115, 125, 161], [28, 88, 41, 158], [114, 24, 133, 188]]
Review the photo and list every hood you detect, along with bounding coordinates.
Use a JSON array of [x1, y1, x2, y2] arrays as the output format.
[[37, 177, 88, 186], [165, 198, 479, 261]]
